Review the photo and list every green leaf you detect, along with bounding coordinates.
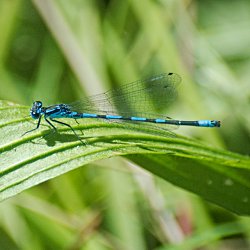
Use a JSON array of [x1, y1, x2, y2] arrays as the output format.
[[0, 101, 249, 215]]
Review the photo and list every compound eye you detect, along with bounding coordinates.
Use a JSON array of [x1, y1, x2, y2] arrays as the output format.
[[34, 101, 42, 108]]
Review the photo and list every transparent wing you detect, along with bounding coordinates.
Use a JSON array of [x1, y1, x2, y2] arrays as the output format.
[[68, 73, 181, 119]]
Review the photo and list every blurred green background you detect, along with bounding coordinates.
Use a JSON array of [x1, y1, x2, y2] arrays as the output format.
[[0, 0, 250, 249]]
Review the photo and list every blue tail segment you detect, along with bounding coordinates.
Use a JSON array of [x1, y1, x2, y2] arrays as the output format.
[[24, 73, 221, 142], [198, 120, 221, 127]]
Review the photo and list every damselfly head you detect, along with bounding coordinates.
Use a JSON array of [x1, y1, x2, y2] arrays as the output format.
[[30, 101, 43, 119]]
